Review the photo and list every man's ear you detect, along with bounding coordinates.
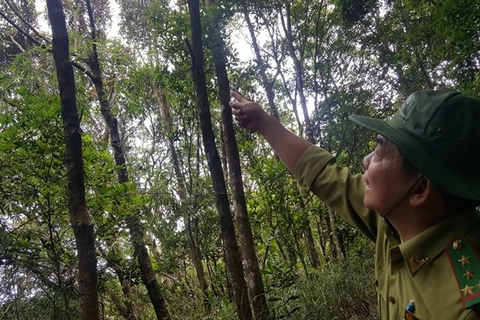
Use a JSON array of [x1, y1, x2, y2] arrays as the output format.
[[409, 176, 432, 207]]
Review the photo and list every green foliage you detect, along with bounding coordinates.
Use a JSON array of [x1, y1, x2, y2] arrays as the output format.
[[0, 57, 80, 318], [291, 255, 378, 320]]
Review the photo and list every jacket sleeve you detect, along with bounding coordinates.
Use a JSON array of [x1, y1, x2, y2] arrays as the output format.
[[293, 145, 379, 242]]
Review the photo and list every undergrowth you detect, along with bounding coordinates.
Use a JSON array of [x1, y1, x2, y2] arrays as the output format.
[[168, 254, 378, 320]]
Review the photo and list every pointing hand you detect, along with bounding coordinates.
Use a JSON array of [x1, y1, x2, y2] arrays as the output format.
[[229, 91, 268, 132]]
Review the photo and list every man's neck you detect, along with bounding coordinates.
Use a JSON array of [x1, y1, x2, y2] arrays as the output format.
[[387, 205, 451, 242]]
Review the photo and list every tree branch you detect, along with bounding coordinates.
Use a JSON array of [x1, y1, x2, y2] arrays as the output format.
[[0, 8, 95, 82], [5, 0, 52, 45], [7, 34, 26, 52], [0, 8, 42, 46]]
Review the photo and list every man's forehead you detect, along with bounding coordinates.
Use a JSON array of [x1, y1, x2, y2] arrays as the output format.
[[376, 135, 401, 153]]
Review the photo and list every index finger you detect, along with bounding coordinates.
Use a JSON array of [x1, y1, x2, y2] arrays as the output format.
[[230, 90, 247, 103]]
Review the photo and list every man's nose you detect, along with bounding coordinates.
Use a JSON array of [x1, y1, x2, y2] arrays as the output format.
[[362, 153, 372, 171]]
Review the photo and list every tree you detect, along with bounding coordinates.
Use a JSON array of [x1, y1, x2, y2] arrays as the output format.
[[45, 0, 99, 318], [207, 3, 270, 318], [82, 0, 170, 317], [153, 83, 211, 309], [186, 0, 253, 319]]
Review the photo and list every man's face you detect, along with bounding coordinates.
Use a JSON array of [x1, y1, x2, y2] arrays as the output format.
[[362, 135, 419, 215]]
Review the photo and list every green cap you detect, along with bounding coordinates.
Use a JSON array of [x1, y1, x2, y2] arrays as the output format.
[[349, 89, 480, 201]]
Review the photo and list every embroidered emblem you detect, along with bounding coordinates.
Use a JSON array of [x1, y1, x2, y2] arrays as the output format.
[[464, 270, 475, 280], [458, 255, 471, 266], [407, 256, 429, 275], [462, 285, 474, 296]]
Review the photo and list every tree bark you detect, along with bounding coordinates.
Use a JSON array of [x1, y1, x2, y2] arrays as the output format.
[[45, 0, 99, 319], [83, 0, 169, 318], [302, 217, 320, 268], [186, 1, 253, 319], [211, 20, 270, 320]]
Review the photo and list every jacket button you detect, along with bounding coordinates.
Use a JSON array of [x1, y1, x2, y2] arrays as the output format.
[[389, 296, 396, 304]]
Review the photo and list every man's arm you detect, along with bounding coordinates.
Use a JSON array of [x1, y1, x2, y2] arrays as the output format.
[[229, 91, 312, 172], [231, 91, 378, 240]]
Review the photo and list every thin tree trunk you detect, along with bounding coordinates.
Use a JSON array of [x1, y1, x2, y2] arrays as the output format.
[[314, 217, 326, 258], [322, 208, 337, 259], [211, 20, 270, 320], [99, 243, 138, 320], [45, 1, 99, 319], [83, 0, 169, 318], [328, 208, 346, 260], [296, 198, 319, 268], [287, 216, 309, 278], [206, 258, 220, 297], [243, 5, 280, 121], [153, 85, 210, 310], [248, 7, 320, 273], [219, 125, 230, 181], [280, 4, 315, 143], [302, 218, 320, 268], [186, 1, 253, 319], [115, 269, 139, 320]]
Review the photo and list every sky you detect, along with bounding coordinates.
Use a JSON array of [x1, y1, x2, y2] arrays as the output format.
[[34, 0, 254, 61]]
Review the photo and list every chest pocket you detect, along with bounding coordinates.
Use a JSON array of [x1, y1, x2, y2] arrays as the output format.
[[376, 263, 431, 320]]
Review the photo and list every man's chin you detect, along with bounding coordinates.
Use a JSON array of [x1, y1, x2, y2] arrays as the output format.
[[363, 198, 379, 213]]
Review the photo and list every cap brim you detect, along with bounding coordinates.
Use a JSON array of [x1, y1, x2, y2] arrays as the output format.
[[349, 115, 480, 201]]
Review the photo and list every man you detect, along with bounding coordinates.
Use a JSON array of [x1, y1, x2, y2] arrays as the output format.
[[230, 89, 480, 319]]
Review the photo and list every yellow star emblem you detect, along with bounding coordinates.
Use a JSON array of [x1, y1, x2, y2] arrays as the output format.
[[458, 255, 470, 266], [464, 270, 475, 280], [461, 284, 474, 296]]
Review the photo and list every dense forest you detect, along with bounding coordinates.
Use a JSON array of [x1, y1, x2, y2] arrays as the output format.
[[0, 0, 479, 319]]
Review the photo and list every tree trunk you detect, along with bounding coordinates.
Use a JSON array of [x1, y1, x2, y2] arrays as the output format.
[[99, 242, 139, 320], [280, 4, 315, 143], [45, 1, 99, 319], [83, 0, 169, 318], [322, 207, 337, 259], [115, 268, 139, 320], [219, 125, 229, 179], [302, 218, 320, 268], [287, 216, 309, 278], [211, 20, 270, 320], [243, 5, 280, 121], [248, 6, 320, 274], [186, 1, 253, 319], [328, 208, 346, 260], [314, 217, 326, 258], [153, 85, 210, 310]]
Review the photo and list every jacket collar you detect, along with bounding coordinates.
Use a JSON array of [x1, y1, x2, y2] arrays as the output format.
[[387, 209, 480, 276]]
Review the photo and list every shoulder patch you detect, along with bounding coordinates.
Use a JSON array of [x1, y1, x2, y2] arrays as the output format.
[[446, 238, 480, 310]]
